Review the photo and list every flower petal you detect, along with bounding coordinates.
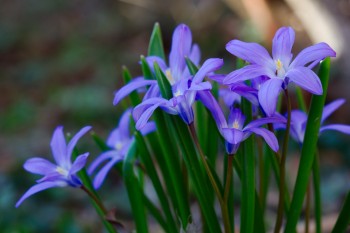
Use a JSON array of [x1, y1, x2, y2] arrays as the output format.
[[146, 56, 168, 73], [143, 84, 160, 100], [320, 124, 350, 135], [221, 128, 244, 145], [16, 182, 59, 207], [66, 126, 91, 164], [118, 109, 132, 139], [133, 97, 168, 121], [189, 44, 201, 65], [196, 91, 228, 131], [93, 158, 122, 189], [135, 100, 169, 130], [70, 153, 89, 174], [189, 82, 212, 91], [192, 58, 223, 83], [244, 116, 286, 131], [258, 78, 283, 116], [113, 78, 157, 105], [50, 126, 67, 167], [23, 157, 57, 175], [223, 64, 274, 85], [248, 127, 279, 152], [290, 42, 336, 68], [272, 27, 295, 65], [321, 99, 345, 123], [169, 24, 192, 82], [226, 40, 273, 66], [88, 150, 118, 174], [287, 67, 322, 95], [290, 110, 307, 143], [219, 88, 241, 107], [140, 121, 156, 135]]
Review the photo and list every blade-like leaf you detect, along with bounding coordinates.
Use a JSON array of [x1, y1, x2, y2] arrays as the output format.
[[148, 23, 166, 61], [285, 58, 331, 233]]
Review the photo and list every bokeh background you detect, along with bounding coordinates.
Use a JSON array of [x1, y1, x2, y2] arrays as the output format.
[[1, 0, 350, 232]]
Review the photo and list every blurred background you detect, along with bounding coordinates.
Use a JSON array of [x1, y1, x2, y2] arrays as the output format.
[[1, 0, 350, 232]]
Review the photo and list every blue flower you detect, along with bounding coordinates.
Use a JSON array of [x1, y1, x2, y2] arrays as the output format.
[[16, 126, 91, 207], [198, 91, 285, 154], [113, 24, 223, 129], [88, 109, 155, 189], [224, 27, 336, 116], [288, 99, 350, 143]]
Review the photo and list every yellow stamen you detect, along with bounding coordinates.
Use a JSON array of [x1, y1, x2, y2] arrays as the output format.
[[233, 121, 240, 129], [56, 166, 68, 176], [115, 142, 123, 150], [165, 69, 175, 84], [276, 59, 283, 71]]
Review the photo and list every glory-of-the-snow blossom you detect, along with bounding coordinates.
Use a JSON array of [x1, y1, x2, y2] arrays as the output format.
[[88, 109, 155, 189], [288, 99, 350, 143], [198, 91, 285, 154], [223, 27, 336, 116], [16, 126, 91, 207], [113, 24, 223, 129]]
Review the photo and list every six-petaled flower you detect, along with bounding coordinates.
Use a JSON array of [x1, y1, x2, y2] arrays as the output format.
[[224, 27, 336, 116], [88, 109, 156, 189], [16, 126, 91, 207]]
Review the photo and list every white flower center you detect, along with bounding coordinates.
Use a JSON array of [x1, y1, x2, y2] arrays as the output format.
[[174, 90, 182, 97], [166, 69, 175, 85], [275, 59, 286, 78], [232, 120, 240, 129], [115, 142, 123, 150], [56, 166, 69, 177]]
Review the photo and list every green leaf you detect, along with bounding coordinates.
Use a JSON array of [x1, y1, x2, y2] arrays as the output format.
[[171, 117, 222, 232], [91, 131, 110, 151], [135, 131, 178, 233], [152, 111, 191, 228], [284, 58, 331, 233], [185, 57, 199, 75], [331, 192, 350, 233], [148, 22, 166, 60], [154, 62, 172, 99], [240, 98, 256, 233], [123, 142, 148, 233], [141, 56, 155, 80]]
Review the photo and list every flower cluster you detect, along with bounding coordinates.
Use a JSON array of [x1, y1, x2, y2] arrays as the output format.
[[17, 22, 350, 233]]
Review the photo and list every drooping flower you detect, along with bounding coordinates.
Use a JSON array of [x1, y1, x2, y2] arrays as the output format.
[[88, 109, 155, 189], [287, 99, 350, 143], [197, 91, 285, 154], [224, 27, 336, 116], [16, 126, 92, 207], [113, 24, 223, 129]]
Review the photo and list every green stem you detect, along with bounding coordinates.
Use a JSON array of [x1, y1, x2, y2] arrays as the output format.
[[224, 155, 234, 204], [305, 182, 311, 233], [257, 138, 264, 207], [188, 123, 231, 233], [313, 151, 322, 233], [274, 89, 292, 233], [81, 185, 107, 214]]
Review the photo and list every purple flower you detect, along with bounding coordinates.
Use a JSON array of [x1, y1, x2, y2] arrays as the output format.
[[224, 27, 336, 116], [113, 24, 223, 129], [288, 99, 350, 143], [88, 109, 155, 189], [16, 126, 92, 207], [198, 91, 285, 154]]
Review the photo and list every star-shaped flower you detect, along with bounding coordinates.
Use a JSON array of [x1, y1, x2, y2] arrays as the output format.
[[224, 27, 336, 116], [16, 126, 91, 207]]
